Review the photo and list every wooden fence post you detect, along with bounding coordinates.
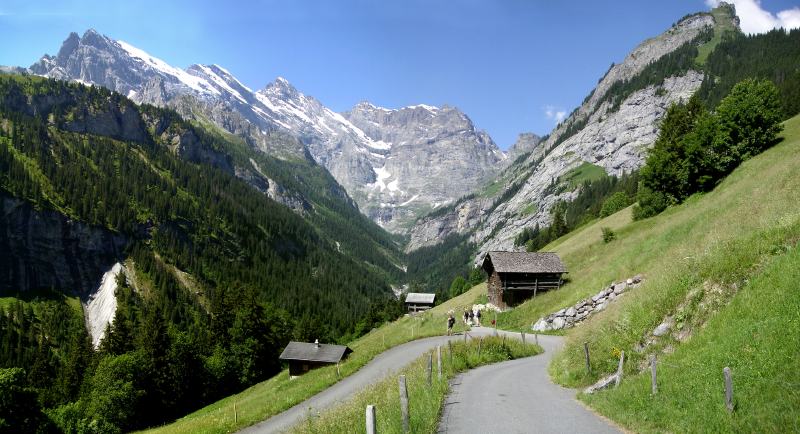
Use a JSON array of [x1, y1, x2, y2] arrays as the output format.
[[521, 332, 526, 345], [724, 367, 734, 412], [366, 405, 376, 434], [650, 355, 657, 395], [477, 337, 482, 355], [535, 333, 538, 345], [234, 402, 237, 424], [584, 342, 591, 375], [464, 331, 468, 343], [437, 345, 442, 380], [494, 312, 498, 336], [427, 352, 433, 386], [399, 375, 409, 433], [448, 340, 453, 365], [614, 351, 625, 387], [337, 362, 340, 378]]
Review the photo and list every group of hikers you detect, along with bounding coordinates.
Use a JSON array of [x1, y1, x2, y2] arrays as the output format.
[[446, 307, 482, 335]]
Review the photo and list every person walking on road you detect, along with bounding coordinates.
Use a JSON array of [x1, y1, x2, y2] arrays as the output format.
[[475, 309, 482, 327], [463, 309, 469, 325], [468, 309, 475, 326], [447, 314, 456, 336]]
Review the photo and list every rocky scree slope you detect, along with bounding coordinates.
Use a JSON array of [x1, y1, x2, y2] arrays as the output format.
[[408, 9, 735, 259], [28, 30, 505, 233]]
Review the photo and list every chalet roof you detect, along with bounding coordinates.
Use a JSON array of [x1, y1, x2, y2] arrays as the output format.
[[279, 341, 352, 363], [483, 251, 567, 274], [405, 292, 436, 304]]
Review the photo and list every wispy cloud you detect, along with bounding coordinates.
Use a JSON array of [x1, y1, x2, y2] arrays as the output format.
[[544, 105, 567, 124], [706, 0, 800, 34]]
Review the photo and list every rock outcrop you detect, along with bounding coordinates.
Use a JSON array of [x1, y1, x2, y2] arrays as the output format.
[[531, 275, 643, 332], [407, 7, 738, 260], [0, 194, 128, 296]]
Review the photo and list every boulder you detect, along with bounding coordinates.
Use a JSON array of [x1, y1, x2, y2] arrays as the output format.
[[626, 278, 633, 285], [608, 293, 617, 301], [594, 302, 607, 312], [584, 373, 619, 394], [613, 282, 626, 294], [532, 319, 549, 332], [566, 306, 577, 317], [653, 322, 671, 337], [551, 317, 566, 330], [555, 308, 566, 317], [633, 274, 644, 283]]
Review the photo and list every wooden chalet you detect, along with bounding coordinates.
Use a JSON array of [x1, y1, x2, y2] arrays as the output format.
[[279, 340, 352, 377], [405, 292, 436, 313], [482, 251, 567, 310]]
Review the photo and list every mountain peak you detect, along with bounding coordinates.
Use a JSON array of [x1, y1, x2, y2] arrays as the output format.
[[262, 76, 299, 99]]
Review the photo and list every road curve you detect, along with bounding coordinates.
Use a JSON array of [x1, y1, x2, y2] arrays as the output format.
[[239, 332, 469, 433], [438, 332, 621, 434]]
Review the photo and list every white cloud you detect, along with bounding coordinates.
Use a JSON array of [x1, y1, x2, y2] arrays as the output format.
[[544, 105, 567, 124], [706, 0, 800, 34]]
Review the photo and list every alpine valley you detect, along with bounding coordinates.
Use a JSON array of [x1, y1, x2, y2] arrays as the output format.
[[2, 1, 800, 433]]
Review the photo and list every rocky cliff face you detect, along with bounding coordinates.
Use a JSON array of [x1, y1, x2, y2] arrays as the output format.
[[27, 30, 505, 232], [408, 9, 734, 260], [339, 102, 505, 231], [506, 132, 542, 163], [0, 194, 128, 295]]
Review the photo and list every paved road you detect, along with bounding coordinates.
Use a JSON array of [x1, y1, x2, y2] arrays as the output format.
[[239, 331, 473, 433], [438, 332, 621, 434]]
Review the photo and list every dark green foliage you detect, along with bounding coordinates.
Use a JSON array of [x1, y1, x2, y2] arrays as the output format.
[[406, 234, 477, 303], [637, 79, 783, 219], [0, 367, 51, 433], [514, 172, 639, 251], [600, 192, 631, 217], [697, 28, 800, 118], [632, 187, 671, 220], [0, 74, 407, 431], [601, 227, 616, 243]]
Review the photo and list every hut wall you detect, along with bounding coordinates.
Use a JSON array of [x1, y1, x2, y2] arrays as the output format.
[[488, 271, 506, 309]]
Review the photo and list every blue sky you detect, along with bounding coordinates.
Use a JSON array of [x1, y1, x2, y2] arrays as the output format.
[[1, 0, 799, 149]]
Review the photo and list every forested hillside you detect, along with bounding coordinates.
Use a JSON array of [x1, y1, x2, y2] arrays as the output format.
[[0, 74, 402, 432]]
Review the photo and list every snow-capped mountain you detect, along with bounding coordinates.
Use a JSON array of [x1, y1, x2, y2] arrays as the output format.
[[29, 29, 506, 232]]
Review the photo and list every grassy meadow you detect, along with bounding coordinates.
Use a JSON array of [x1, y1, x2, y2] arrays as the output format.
[[141, 284, 488, 433], [494, 114, 800, 431]]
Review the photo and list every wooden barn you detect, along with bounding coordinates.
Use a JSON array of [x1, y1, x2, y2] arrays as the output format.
[[279, 340, 352, 377], [405, 292, 436, 313], [482, 251, 567, 310]]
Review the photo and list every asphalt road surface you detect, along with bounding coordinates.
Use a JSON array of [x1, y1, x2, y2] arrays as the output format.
[[438, 332, 621, 434], [239, 330, 470, 433]]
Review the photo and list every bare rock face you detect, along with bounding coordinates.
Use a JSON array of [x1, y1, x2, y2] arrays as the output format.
[[505, 132, 543, 163], [407, 9, 735, 258], [0, 194, 128, 296], [339, 102, 505, 232]]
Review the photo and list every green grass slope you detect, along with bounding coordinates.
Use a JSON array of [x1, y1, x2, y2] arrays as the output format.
[[143, 284, 488, 434], [496, 114, 800, 432]]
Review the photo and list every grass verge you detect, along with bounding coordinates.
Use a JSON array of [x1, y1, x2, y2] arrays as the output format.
[[291, 336, 542, 434], [492, 115, 800, 431], [141, 284, 488, 434]]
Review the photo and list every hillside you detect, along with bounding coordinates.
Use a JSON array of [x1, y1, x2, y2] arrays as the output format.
[[495, 114, 800, 432], [0, 73, 405, 431]]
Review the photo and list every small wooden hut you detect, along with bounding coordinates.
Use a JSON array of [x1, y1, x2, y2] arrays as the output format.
[[482, 251, 567, 310], [279, 340, 352, 377], [405, 292, 436, 313]]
